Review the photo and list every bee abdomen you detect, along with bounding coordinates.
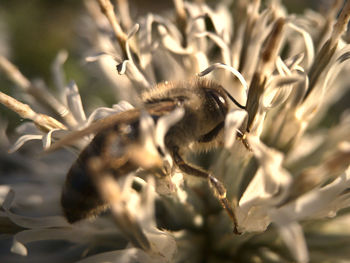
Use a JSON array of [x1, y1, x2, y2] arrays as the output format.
[[61, 128, 139, 223], [61, 132, 108, 223], [61, 157, 106, 223]]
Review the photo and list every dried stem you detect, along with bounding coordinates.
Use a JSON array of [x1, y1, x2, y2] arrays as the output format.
[[0, 56, 31, 89], [173, 0, 188, 46], [314, 0, 342, 51], [0, 91, 66, 132], [115, 0, 132, 31], [97, 0, 129, 59], [238, 0, 261, 72], [0, 55, 77, 127], [245, 18, 285, 131], [330, 0, 350, 46], [304, 0, 350, 100], [173, 0, 187, 23]]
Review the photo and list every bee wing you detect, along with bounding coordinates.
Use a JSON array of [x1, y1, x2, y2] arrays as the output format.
[[47, 101, 178, 152]]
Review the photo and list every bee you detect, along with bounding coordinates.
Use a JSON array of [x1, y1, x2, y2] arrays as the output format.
[[50, 78, 245, 234]]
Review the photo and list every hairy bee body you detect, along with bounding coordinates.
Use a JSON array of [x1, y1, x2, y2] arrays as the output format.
[[60, 78, 231, 223], [61, 122, 139, 222]]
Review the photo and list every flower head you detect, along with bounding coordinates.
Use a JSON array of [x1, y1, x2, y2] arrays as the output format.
[[1, 0, 350, 262]]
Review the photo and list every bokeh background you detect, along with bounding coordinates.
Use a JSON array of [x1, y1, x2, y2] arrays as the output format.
[[0, 0, 338, 133]]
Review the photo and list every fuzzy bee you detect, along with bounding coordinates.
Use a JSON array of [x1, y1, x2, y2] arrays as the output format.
[[50, 78, 246, 234]]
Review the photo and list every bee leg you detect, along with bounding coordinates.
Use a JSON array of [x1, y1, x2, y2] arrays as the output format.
[[172, 148, 241, 234]]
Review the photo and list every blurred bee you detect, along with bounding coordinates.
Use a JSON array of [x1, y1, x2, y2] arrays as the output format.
[[50, 78, 245, 234]]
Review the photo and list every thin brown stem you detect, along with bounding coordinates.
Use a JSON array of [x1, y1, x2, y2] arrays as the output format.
[[173, 0, 188, 46], [245, 18, 285, 131], [115, 0, 132, 30], [0, 91, 66, 132], [97, 0, 128, 59], [0, 55, 77, 127], [304, 0, 350, 100]]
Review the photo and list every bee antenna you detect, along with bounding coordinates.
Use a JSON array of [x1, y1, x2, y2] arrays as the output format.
[[223, 89, 246, 110]]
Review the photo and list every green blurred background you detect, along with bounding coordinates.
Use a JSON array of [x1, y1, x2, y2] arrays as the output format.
[[0, 0, 320, 78]]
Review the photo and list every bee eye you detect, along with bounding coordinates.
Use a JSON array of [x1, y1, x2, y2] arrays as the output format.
[[208, 90, 227, 115]]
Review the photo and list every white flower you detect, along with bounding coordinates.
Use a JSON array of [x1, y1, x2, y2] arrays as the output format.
[[1, 0, 350, 262]]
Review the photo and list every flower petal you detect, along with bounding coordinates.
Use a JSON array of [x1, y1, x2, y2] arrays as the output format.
[[65, 80, 86, 125], [1, 189, 68, 229], [8, 134, 43, 153], [224, 109, 247, 148]]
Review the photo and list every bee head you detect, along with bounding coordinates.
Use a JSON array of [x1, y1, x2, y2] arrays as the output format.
[[192, 79, 229, 125]]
